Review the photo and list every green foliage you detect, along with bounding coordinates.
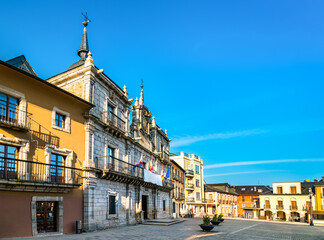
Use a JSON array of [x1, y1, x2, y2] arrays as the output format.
[[218, 213, 223, 219], [203, 215, 211, 225], [212, 214, 218, 221]]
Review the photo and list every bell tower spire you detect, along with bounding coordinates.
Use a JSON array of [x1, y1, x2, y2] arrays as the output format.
[[78, 12, 90, 60], [139, 79, 144, 105]]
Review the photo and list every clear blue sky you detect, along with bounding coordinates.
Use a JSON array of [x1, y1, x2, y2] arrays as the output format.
[[1, 1, 324, 186]]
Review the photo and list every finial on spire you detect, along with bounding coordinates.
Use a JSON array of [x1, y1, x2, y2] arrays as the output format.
[[152, 116, 156, 127], [78, 12, 90, 60], [139, 79, 144, 105]]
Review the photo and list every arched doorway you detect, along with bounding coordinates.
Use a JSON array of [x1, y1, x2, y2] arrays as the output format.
[[277, 211, 286, 220], [265, 210, 272, 220]]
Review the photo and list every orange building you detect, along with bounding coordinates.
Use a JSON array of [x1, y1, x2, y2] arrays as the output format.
[[234, 185, 272, 219], [0, 56, 92, 238]]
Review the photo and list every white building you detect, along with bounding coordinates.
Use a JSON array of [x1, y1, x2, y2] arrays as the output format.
[[47, 19, 173, 231], [259, 182, 315, 222]]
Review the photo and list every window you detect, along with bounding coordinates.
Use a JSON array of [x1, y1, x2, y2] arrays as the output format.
[[277, 187, 283, 194], [52, 107, 70, 133], [163, 200, 166, 211], [56, 112, 65, 128], [265, 200, 270, 208], [242, 196, 245, 202], [195, 165, 200, 174], [109, 195, 116, 215], [291, 201, 297, 210], [173, 202, 175, 213], [50, 153, 64, 183], [290, 186, 297, 194], [277, 200, 283, 209], [196, 179, 200, 187], [106, 105, 115, 123], [106, 146, 115, 169], [0, 144, 18, 179], [0, 93, 19, 124], [196, 192, 200, 201]]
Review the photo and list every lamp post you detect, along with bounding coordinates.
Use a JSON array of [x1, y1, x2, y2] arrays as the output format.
[[309, 187, 314, 226]]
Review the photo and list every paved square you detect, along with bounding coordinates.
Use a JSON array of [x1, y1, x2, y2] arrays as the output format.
[[8, 219, 324, 240]]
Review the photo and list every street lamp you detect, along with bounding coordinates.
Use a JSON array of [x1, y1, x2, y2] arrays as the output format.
[[309, 187, 314, 226]]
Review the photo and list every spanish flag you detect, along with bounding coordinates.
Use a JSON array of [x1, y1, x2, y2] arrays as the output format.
[[149, 157, 153, 171], [161, 164, 165, 182]]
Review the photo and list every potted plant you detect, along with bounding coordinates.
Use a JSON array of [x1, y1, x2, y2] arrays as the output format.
[[199, 215, 214, 232], [211, 214, 221, 225], [218, 213, 224, 222]]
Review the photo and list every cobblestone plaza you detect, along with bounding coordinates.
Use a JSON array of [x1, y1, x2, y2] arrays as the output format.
[[9, 218, 324, 240]]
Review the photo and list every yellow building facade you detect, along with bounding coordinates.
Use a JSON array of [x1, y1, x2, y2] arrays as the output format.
[[313, 181, 324, 224], [0, 57, 92, 238], [170, 152, 205, 215]]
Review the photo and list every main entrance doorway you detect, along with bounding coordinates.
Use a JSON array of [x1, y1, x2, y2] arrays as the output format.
[[142, 195, 148, 219], [36, 201, 57, 233]]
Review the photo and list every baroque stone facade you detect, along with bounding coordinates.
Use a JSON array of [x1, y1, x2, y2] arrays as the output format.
[[47, 20, 172, 231]]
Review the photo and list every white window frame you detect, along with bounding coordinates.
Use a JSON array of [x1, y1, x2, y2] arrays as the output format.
[[52, 107, 71, 133]]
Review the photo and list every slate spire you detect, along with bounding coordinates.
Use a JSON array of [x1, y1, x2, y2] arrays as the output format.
[[78, 13, 90, 60]]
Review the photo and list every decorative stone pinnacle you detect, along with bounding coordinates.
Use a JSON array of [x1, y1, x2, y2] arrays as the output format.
[[152, 116, 156, 127], [135, 97, 139, 106]]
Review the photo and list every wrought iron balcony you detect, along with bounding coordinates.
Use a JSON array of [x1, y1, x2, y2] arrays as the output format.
[[102, 110, 126, 132], [186, 197, 195, 202], [177, 192, 185, 200], [0, 105, 32, 131], [290, 205, 298, 210], [186, 183, 194, 190], [185, 169, 194, 177], [97, 156, 144, 179], [264, 204, 271, 209], [0, 157, 81, 186], [163, 178, 174, 188], [303, 206, 311, 211], [276, 205, 284, 210]]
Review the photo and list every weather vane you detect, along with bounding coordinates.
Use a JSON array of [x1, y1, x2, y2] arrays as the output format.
[[81, 12, 91, 24]]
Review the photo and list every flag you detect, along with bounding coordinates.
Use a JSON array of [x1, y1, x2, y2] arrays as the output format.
[[137, 152, 144, 168], [161, 164, 165, 183], [149, 157, 153, 171], [165, 167, 170, 179]]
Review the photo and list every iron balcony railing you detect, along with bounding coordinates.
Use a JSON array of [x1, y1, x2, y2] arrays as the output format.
[[290, 205, 298, 210], [276, 205, 284, 210], [264, 204, 271, 209], [186, 197, 195, 202], [0, 105, 32, 130], [163, 178, 173, 188], [102, 110, 126, 132], [185, 169, 194, 176], [178, 192, 185, 200], [0, 157, 81, 185], [186, 183, 194, 189], [303, 206, 311, 211], [96, 156, 144, 179]]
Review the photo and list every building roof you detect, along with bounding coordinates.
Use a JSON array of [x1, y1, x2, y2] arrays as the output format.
[[0, 59, 94, 107], [6, 55, 37, 76], [170, 159, 184, 172], [234, 185, 273, 195], [205, 184, 238, 195]]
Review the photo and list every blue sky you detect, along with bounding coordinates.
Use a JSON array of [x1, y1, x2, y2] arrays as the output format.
[[1, 1, 324, 185]]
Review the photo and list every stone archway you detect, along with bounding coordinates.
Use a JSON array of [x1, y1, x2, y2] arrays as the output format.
[[265, 210, 272, 220], [277, 211, 286, 220]]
